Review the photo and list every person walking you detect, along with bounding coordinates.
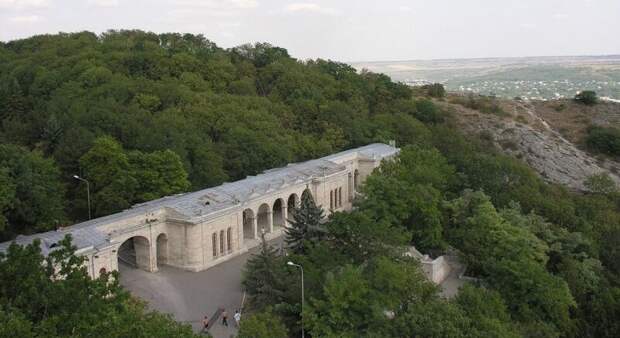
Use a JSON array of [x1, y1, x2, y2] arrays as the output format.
[[201, 315, 209, 333], [234, 310, 241, 327], [222, 309, 228, 327]]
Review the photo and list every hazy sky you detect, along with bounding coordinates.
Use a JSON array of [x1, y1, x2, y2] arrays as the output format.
[[1, 0, 619, 61]]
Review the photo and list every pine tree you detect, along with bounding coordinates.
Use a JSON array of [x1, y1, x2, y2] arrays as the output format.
[[242, 233, 285, 308], [285, 191, 325, 254]]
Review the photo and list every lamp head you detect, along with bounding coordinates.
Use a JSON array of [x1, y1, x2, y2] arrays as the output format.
[[287, 261, 295, 266], [73, 175, 79, 179]]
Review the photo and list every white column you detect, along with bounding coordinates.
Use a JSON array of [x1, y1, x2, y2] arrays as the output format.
[[149, 243, 158, 273]]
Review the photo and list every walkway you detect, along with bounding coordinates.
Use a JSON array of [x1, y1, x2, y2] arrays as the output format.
[[119, 237, 285, 337], [439, 257, 468, 298]]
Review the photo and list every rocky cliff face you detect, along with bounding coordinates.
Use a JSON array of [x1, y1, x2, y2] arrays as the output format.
[[441, 99, 620, 191]]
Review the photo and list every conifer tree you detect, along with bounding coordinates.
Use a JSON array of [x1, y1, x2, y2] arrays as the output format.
[[285, 191, 325, 254], [242, 232, 285, 307]]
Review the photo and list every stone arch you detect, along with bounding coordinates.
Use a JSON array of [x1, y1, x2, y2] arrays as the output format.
[[257, 203, 271, 234], [117, 235, 151, 271], [287, 193, 299, 221], [272, 198, 285, 229], [156, 233, 168, 266], [243, 208, 256, 239]]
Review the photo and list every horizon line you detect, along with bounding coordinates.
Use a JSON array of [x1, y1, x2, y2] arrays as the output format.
[[347, 53, 620, 64]]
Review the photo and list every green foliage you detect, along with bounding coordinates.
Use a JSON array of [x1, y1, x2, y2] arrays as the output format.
[[452, 93, 507, 116], [237, 309, 288, 338], [326, 211, 409, 263], [306, 265, 377, 337], [0, 236, 198, 337], [446, 191, 576, 335], [79, 136, 190, 216], [370, 112, 432, 146], [574, 90, 598, 105], [79, 136, 137, 216], [585, 125, 620, 156], [425, 83, 446, 98], [0, 169, 15, 233], [415, 98, 444, 123], [390, 300, 473, 338], [242, 234, 288, 309], [307, 258, 437, 338], [577, 286, 620, 338], [129, 149, 190, 202], [358, 146, 454, 251], [0, 144, 65, 239], [584, 173, 619, 195], [454, 285, 521, 338], [284, 191, 325, 254], [1, 30, 431, 236]]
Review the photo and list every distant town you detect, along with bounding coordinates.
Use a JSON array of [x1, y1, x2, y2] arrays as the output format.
[[352, 55, 620, 101]]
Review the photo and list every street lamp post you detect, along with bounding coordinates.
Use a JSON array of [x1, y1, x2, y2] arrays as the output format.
[[287, 261, 304, 338], [73, 175, 91, 220]]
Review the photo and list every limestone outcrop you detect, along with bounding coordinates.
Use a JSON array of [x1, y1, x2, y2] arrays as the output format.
[[443, 100, 620, 191]]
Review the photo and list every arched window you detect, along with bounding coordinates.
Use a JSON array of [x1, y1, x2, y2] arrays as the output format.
[[212, 233, 217, 257], [220, 230, 225, 254], [348, 173, 353, 201], [335, 188, 338, 208], [99, 267, 107, 276], [330, 190, 334, 209], [227, 227, 232, 251], [338, 187, 342, 207]]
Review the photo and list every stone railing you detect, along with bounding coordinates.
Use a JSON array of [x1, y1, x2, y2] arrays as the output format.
[[405, 247, 451, 284]]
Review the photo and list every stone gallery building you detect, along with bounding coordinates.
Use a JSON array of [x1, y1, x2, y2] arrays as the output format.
[[0, 143, 399, 278]]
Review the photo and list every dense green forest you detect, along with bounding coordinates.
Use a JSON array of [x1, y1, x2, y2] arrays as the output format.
[[242, 142, 620, 337], [0, 30, 424, 240], [1, 31, 619, 337]]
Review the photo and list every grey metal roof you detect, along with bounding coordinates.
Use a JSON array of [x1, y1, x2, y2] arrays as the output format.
[[0, 143, 398, 255]]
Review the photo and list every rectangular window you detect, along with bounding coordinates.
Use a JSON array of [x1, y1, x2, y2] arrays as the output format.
[[212, 233, 217, 257], [338, 187, 342, 207], [220, 230, 224, 254], [330, 190, 334, 209], [227, 228, 232, 251]]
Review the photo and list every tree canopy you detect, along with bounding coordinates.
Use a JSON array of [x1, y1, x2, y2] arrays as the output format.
[[0, 30, 419, 238], [0, 236, 198, 337]]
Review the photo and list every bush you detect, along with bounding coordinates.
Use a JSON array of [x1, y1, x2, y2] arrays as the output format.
[[425, 83, 446, 98], [237, 310, 288, 338], [414, 99, 443, 123], [575, 91, 598, 105], [586, 126, 620, 156]]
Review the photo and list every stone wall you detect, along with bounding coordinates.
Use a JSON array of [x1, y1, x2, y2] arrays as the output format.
[[84, 147, 395, 277]]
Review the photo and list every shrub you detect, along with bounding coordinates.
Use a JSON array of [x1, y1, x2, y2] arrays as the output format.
[[425, 83, 446, 98], [586, 126, 620, 156], [575, 91, 598, 105], [414, 99, 443, 123]]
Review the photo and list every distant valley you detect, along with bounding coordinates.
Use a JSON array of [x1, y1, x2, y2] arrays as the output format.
[[352, 55, 620, 101]]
